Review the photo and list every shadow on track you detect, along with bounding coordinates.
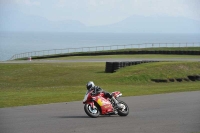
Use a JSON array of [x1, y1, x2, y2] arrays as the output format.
[[56, 115, 119, 119], [56, 115, 89, 118]]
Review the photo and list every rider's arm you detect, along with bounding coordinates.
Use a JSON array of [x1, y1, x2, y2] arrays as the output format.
[[90, 87, 97, 96], [96, 86, 103, 93], [91, 86, 102, 95]]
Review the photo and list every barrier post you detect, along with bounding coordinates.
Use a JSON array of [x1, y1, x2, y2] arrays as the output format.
[[28, 56, 32, 61]]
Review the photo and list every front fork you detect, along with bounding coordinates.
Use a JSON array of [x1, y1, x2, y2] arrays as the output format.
[[85, 101, 95, 109], [90, 101, 95, 109]]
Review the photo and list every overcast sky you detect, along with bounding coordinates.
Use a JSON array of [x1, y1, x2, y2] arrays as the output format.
[[0, 0, 200, 26]]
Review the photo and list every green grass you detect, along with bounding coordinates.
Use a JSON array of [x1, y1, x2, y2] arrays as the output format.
[[0, 61, 200, 108]]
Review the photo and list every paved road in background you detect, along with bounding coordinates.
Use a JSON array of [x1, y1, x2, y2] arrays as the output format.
[[1, 91, 200, 133], [1, 58, 200, 63]]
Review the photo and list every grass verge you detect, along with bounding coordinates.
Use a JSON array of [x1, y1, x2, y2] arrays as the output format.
[[0, 61, 200, 108], [38, 54, 200, 60]]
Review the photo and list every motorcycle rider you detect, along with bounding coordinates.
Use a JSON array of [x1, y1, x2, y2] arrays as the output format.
[[86, 81, 122, 108]]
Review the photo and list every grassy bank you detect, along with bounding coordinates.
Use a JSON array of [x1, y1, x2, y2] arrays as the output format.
[[16, 47, 200, 60], [42, 54, 200, 60], [0, 61, 200, 108]]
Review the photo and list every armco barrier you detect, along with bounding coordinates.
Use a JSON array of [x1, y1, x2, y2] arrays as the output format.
[[11, 49, 200, 60], [9, 42, 200, 60], [105, 60, 159, 73]]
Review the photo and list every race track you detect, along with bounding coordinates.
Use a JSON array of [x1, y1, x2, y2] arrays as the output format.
[[1, 57, 200, 63], [0, 91, 200, 133]]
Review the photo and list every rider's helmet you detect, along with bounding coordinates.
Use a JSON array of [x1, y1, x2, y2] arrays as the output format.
[[86, 81, 95, 90]]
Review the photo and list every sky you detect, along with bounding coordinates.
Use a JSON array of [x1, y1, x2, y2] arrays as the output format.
[[0, 0, 200, 26]]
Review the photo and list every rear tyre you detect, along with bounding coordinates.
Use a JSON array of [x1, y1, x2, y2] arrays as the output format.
[[84, 104, 100, 118], [117, 100, 129, 116]]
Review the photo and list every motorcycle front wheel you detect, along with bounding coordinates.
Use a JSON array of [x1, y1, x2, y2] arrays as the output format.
[[84, 104, 100, 118], [117, 100, 129, 116]]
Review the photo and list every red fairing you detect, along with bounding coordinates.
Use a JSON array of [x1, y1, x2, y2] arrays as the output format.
[[95, 92, 114, 114], [111, 91, 121, 98], [83, 89, 129, 118], [83, 90, 115, 115]]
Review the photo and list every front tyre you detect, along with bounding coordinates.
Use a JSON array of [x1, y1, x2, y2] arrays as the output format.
[[117, 100, 129, 116], [84, 104, 100, 118]]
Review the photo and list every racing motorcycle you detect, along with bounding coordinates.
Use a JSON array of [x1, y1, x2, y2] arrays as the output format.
[[83, 90, 129, 118]]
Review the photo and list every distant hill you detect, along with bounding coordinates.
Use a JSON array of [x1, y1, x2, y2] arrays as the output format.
[[0, 10, 86, 32], [0, 11, 200, 33], [88, 15, 200, 33]]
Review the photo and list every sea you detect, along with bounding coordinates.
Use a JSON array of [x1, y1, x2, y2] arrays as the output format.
[[0, 32, 200, 61]]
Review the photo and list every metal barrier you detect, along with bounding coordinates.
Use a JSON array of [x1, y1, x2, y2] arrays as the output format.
[[9, 42, 200, 60]]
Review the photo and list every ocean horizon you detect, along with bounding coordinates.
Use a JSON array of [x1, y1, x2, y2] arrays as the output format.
[[0, 32, 200, 61]]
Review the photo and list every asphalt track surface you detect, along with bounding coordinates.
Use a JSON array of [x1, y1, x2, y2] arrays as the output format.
[[1, 91, 200, 133]]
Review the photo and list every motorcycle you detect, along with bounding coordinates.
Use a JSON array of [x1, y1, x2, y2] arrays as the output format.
[[83, 90, 129, 118]]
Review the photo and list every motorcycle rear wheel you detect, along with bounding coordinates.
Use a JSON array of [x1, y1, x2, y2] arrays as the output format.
[[84, 104, 100, 118], [117, 100, 129, 116]]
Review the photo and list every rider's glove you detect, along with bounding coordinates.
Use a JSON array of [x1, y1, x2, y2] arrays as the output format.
[[91, 92, 96, 96]]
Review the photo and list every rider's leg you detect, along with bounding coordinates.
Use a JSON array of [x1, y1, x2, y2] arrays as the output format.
[[104, 92, 122, 108]]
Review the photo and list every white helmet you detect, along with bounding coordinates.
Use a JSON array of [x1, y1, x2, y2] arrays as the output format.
[[86, 81, 95, 90]]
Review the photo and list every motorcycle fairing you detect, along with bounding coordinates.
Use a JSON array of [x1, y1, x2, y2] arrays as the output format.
[[94, 96, 114, 114], [111, 91, 122, 98]]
